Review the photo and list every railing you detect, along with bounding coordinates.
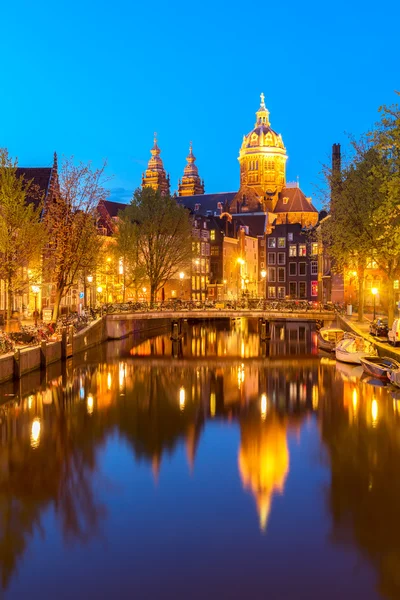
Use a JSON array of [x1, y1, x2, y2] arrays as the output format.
[[101, 299, 342, 314]]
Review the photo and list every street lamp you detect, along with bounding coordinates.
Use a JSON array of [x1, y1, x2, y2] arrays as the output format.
[[371, 287, 378, 321], [31, 285, 40, 327], [237, 258, 245, 300], [142, 286, 147, 302], [179, 272, 185, 299], [97, 286, 103, 307], [87, 275, 93, 309], [261, 270, 266, 299]]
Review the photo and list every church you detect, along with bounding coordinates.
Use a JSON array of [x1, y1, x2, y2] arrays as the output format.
[[141, 94, 321, 301]]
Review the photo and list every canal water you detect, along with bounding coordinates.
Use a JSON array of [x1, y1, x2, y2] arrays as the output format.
[[0, 319, 399, 600]]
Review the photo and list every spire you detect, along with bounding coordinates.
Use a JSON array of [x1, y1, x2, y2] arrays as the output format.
[[178, 142, 205, 197], [255, 92, 270, 127], [142, 133, 170, 195]]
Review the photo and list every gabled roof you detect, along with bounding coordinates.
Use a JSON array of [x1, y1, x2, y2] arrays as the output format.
[[102, 199, 128, 218], [232, 214, 267, 237], [178, 192, 237, 215], [16, 167, 53, 205], [275, 187, 318, 214]]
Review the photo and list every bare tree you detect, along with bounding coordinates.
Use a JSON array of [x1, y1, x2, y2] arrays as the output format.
[[43, 157, 107, 320]]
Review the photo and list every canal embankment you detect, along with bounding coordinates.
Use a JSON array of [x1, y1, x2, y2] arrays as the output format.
[[0, 314, 169, 384], [338, 314, 400, 361]]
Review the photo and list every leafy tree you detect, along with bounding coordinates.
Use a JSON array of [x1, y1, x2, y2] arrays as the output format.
[[121, 187, 192, 303], [0, 149, 44, 320], [43, 157, 107, 320], [113, 215, 146, 301]]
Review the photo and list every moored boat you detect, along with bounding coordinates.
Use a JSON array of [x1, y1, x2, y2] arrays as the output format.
[[360, 356, 400, 380], [389, 368, 400, 389], [317, 328, 345, 352], [335, 334, 377, 365]]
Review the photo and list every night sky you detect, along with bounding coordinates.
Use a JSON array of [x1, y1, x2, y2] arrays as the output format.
[[1, 0, 399, 207]]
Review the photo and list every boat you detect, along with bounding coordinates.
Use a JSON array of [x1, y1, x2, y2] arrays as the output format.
[[335, 361, 363, 382], [335, 333, 377, 365], [389, 368, 400, 389], [360, 356, 400, 380], [317, 328, 345, 352]]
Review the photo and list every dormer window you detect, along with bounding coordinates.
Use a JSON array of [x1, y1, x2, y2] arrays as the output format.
[[283, 197, 289, 204], [194, 203, 201, 211]]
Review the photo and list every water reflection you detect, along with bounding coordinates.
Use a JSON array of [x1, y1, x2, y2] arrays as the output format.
[[0, 321, 399, 599]]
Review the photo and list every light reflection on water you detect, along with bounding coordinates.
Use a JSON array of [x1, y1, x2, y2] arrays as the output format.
[[0, 320, 398, 599]]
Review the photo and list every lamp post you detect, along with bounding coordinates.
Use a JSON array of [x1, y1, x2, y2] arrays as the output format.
[[97, 286, 103, 307], [261, 270, 266, 299], [179, 272, 184, 299], [142, 286, 147, 302], [371, 287, 378, 321], [237, 258, 245, 300], [87, 275, 93, 309], [31, 285, 40, 327]]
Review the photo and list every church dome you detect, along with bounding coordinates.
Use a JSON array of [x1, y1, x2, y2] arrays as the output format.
[[239, 93, 286, 158]]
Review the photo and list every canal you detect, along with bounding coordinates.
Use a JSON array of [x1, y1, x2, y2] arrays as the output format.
[[0, 319, 399, 599]]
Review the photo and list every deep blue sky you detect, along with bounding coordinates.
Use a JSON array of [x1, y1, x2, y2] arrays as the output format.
[[1, 0, 399, 208]]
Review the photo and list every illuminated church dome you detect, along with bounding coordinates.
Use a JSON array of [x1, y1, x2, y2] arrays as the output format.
[[239, 93, 286, 156], [142, 133, 170, 195]]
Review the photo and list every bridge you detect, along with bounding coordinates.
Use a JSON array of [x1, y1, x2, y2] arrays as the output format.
[[106, 309, 335, 322]]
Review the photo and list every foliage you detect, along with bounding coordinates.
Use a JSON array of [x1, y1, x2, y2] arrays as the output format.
[[120, 187, 192, 302], [43, 157, 107, 320], [0, 149, 44, 319], [112, 214, 146, 301]]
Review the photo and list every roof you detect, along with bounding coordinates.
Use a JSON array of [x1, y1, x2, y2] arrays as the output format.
[[15, 167, 52, 204], [274, 187, 318, 214], [178, 192, 237, 216], [232, 214, 267, 237], [102, 199, 128, 218]]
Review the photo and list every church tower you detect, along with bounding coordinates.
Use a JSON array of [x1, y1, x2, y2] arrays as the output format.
[[178, 142, 205, 197], [233, 94, 287, 213], [142, 133, 170, 195]]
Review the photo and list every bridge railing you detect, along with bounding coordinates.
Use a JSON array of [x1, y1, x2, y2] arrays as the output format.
[[100, 299, 341, 315]]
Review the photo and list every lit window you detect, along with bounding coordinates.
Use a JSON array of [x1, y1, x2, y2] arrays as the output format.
[[299, 245, 307, 257], [311, 242, 318, 255], [395, 280, 399, 290], [278, 238, 286, 248], [311, 281, 318, 296], [268, 286, 276, 298], [210, 230, 216, 241], [289, 245, 297, 257], [277, 286, 285, 299], [288, 233, 293, 241], [268, 238, 276, 248]]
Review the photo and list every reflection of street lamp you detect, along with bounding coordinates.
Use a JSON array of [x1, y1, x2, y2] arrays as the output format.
[[179, 272, 184, 298], [237, 258, 245, 299], [371, 287, 378, 321], [31, 285, 40, 327]]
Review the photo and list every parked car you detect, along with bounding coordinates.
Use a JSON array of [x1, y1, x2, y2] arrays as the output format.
[[369, 317, 389, 337], [388, 319, 400, 346]]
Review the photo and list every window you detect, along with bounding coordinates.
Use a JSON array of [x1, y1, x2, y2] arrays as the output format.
[[268, 286, 276, 298], [289, 282, 297, 298], [299, 245, 307, 257], [289, 263, 297, 276], [278, 238, 286, 248], [288, 233, 293, 241], [311, 261, 318, 275], [268, 253, 276, 265], [311, 281, 318, 296], [268, 267, 276, 282], [278, 267, 285, 283], [299, 281, 307, 298], [211, 246, 219, 256], [289, 245, 297, 257], [283, 197, 289, 205], [366, 256, 378, 269], [260, 262, 265, 268], [210, 230, 216, 241], [268, 238, 276, 248], [311, 242, 318, 255], [277, 286, 285, 299], [278, 252, 286, 265], [299, 262, 306, 276], [395, 280, 400, 290]]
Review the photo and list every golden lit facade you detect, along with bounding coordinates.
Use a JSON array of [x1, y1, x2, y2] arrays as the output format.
[[178, 143, 205, 197], [236, 93, 287, 212], [142, 134, 170, 195]]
